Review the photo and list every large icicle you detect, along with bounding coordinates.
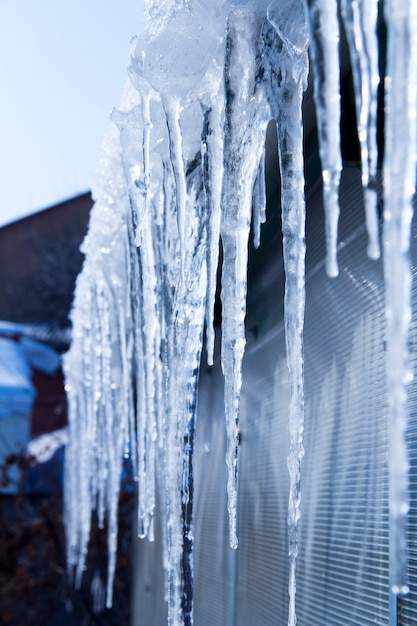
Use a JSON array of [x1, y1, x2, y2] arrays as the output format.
[[111, 89, 160, 543], [383, 0, 417, 597], [263, 4, 309, 622], [126, 4, 229, 623], [340, 0, 380, 260], [304, 0, 342, 277], [220, 9, 271, 550]]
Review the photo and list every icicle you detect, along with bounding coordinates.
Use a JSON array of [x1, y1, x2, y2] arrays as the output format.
[[279, 92, 307, 626], [304, 0, 342, 277], [63, 116, 135, 608], [383, 0, 417, 597], [112, 93, 162, 542], [340, 0, 380, 260], [220, 10, 271, 549], [130, 25, 217, 619], [132, 220, 159, 541], [160, 183, 207, 625], [263, 4, 309, 623]]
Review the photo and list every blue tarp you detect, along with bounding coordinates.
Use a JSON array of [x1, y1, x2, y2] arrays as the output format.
[[0, 322, 61, 493], [0, 336, 35, 419]]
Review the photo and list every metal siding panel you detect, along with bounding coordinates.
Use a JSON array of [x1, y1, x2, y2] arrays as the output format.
[[193, 169, 392, 625]]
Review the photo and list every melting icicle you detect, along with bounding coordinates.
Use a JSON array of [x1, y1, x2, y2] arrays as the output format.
[[340, 0, 380, 260], [383, 0, 417, 597], [304, 0, 342, 277], [263, 4, 309, 622], [220, 8, 272, 549], [64, 116, 135, 607], [128, 6, 229, 621], [112, 92, 161, 542], [64, 2, 417, 625]]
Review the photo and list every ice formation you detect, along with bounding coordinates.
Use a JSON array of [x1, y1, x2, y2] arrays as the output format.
[[64, 0, 416, 624], [382, 0, 417, 596]]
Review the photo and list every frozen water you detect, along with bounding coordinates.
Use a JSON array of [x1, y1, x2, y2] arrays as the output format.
[[382, 0, 417, 596], [64, 0, 416, 624], [304, 0, 342, 278], [340, 0, 380, 261]]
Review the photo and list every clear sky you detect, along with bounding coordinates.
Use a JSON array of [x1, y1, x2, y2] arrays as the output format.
[[0, 0, 144, 226]]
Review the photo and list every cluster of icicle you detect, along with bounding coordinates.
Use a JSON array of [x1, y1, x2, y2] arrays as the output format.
[[64, 0, 417, 624]]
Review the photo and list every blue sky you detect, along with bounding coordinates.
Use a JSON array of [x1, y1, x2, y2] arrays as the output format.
[[0, 0, 144, 226]]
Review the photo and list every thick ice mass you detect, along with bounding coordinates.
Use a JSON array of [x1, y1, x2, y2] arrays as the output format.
[[64, 0, 416, 624]]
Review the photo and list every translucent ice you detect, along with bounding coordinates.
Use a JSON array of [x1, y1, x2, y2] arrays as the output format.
[[64, 1, 416, 624], [340, 0, 380, 260], [304, 0, 342, 277], [382, 0, 417, 596]]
